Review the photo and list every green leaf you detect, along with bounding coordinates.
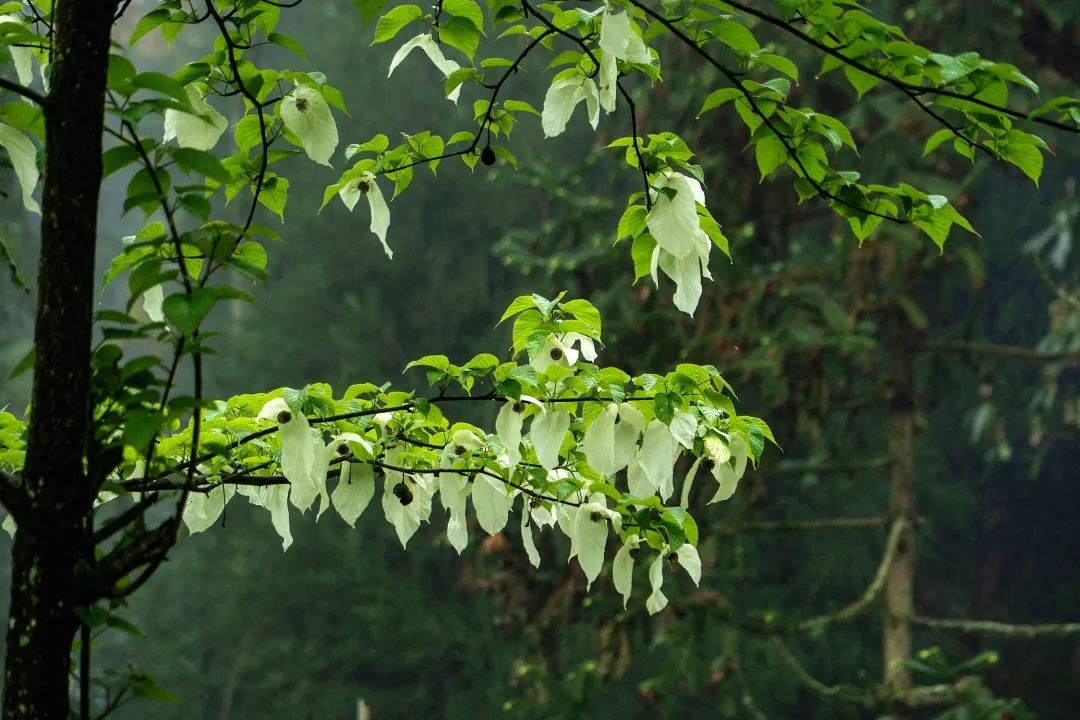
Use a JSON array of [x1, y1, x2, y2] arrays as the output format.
[[698, 87, 742, 116], [163, 289, 217, 335], [1003, 141, 1043, 185], [131, 71, 191, 107], [405, 354, 451, 372], [439, 16, 480, 59], [170, 147, 233, 184], [631, 233, 656, 282], [123, 408, 166, 454], [353, 0, 388, 23], [130, 8, 171, 45], [499, 294, 540, 324], [443, 0, 484, 31], [754, 133, 787, 180], [373, 5, 424, 44], [654, 392, 675, 424], [268, 32, 308, 60], [617, 204, 647, 240]]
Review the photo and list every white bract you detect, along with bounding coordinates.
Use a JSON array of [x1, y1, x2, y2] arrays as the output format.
[[0, 124, 38, 213], [163, 85, 228, 151], [381, 447, 435, 547], [542, 74, 600, 138], [530, 333, 596, 374], [612, 534, 640, 607], [646, 543, 701, 614], [257, 399, 320, 505], [142, 284, 165, 324], [706, 433, 748, 503], [339, 171, 392, 259], [0, 15, 33, 87], [570, 493, 620, 589], [598, 3, 651, 112], [331, 461, 375, 527], [646, 171, 714, 315], [388, 33, 463, 103], [183, 485, 235, 534], [582, 402, 645, 477], [280, 84, 338, 166], [531, 408, 572, 470]]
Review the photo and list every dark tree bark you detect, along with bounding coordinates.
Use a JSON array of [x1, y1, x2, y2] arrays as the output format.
[[2, 2, 117, 718]]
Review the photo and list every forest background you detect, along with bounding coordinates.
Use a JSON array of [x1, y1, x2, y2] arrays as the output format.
[[1, 0, 1079, 718]]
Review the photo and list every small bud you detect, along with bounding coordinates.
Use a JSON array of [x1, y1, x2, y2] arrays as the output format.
[[454, 444, 467, 456], [357, 180, 370, 195], [529, 498, 541, 509], [336, 442, 350, 456], [549, 347, 564, 361], [512, 401, 525, 413], [589, 510, 604, 523], [480, 146, 496, 166], [295, 97, 309, 112], [276, 410, 292, 424], [628, 547, 640, 560]]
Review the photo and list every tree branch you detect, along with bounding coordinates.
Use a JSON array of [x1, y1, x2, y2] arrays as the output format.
[[723, 0, 1080, 135], [911, 615, 1080, 638], [794, 517, 906, 632], [0, 77, 46, 105], [919, 340, 1080, 364]]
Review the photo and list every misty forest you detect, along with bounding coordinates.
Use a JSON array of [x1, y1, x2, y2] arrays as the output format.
[[0, 1, 1079, 719]]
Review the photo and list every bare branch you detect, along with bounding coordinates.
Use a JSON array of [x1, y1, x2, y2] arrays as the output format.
[[911, 615, 1080, 638]]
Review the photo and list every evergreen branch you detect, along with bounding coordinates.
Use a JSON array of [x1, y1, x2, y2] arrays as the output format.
[[722, 0, 1080, 136], [920, 340, 1080, 364], [769, 636, 874, 705], [726, 516, 887, 533], [910, 615, 1080, 638], [765, 457, 892, 476], [793, 517, 905, 632]]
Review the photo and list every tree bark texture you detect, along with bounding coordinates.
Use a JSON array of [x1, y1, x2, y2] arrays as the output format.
[[883, 326, 916, 720], [3, 2, 117, 718]]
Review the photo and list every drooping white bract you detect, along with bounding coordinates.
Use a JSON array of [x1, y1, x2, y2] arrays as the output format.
[[332, 461, 375, 527], [381, 446, 435, 547], [495, 401, 524, 473], [388, 33, 463, 103], [530, 333, 596, 375], [706, 433, 748, 503], [163, 85, 228, 151], [542, 74, 600, 138], [142, 284, 165, 324], [597, 3, 651, 112], [583, 402, 645, 477], [612, 533, 640, 607], [520, 496, 542, 568], [531, 408, 572, 470], [183, 485, 235, 534], [245, 483, 292, 551], [472, 473, 515, 536], [280, 84, 338, 166], [257, 398, 320, 509], [571, 493, 621, 589], [646, 171, 714, 315], [646, 543, 701, 614], [638, 418, 681, 500], [0, 15, 33, 87], [0, 124, 39, 213], [338, 171, 393, 259]]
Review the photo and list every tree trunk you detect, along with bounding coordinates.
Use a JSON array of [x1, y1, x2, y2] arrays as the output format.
[[883, 325, 916, 719], [2, 2, 116, 718]]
